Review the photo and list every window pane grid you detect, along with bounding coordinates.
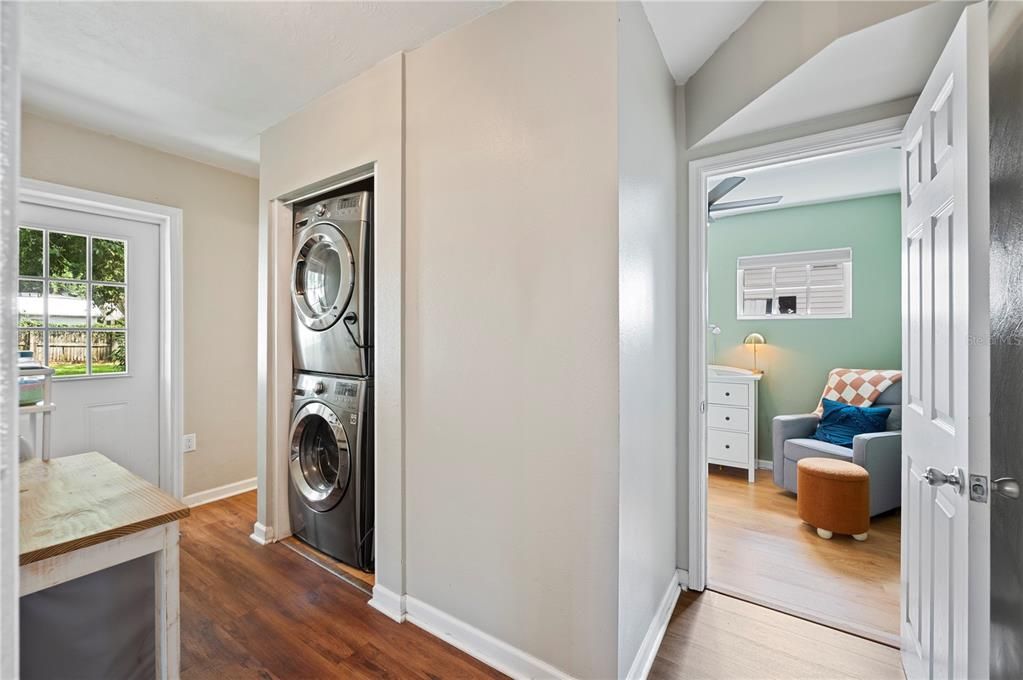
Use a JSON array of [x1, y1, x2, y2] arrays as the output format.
[[17, 226, 127, 377]]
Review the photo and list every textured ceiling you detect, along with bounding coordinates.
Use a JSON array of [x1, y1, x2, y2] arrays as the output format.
[[21, 1, 503, 176], [642, 1, 761, 84]]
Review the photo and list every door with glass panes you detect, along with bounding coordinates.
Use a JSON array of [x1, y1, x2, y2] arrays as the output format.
[[17, 198, 160, 485]]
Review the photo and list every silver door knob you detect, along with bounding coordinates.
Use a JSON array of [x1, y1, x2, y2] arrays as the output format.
[[924, 466, 964, 493], [992, 477, 1021, 500]]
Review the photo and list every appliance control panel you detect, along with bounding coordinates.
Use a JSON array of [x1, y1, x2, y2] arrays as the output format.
[[293, 372, 365, 411], [294, 190, 371, 226]]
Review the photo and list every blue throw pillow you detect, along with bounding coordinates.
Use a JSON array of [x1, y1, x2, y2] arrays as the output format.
[[811, 398, 891, 448]]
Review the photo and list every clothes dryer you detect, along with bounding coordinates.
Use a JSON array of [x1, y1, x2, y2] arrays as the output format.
[[291, 191, 372, 377]]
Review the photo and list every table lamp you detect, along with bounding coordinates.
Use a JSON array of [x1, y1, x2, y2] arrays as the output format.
[[743, 332, 765, 372]]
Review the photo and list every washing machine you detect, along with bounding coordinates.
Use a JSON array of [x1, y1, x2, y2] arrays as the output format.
[[292, 190, 372, 377], [288, 371, 374, 571]]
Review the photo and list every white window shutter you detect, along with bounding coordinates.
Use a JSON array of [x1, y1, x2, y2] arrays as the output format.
[[736, 248, 852, 320]]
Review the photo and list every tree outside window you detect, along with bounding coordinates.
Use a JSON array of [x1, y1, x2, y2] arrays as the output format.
[[17, 226, 128, 377]]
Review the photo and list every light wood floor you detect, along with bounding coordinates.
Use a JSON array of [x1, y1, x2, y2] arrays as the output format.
[[707, 467, 901, 644], [179, 492, 504, 679], [650, 590, 904, 680]]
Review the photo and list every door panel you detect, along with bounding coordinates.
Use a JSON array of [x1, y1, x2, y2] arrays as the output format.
[[18, 201, 160, 485], [900, 3, 989, 679]]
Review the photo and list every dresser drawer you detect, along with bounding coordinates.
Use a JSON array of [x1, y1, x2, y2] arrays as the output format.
[[708, 429, 749, 465], [707, 405, 749, 432], [708, 382, 749, 407]]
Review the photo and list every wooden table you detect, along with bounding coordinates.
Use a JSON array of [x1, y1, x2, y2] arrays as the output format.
[[19, 452, 190, 678]]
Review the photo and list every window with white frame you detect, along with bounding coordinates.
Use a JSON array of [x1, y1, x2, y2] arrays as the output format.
[[736, 248, 852, 320], [17, 226, 128, 377]]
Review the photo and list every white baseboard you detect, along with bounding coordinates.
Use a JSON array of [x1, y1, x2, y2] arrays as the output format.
[[249, 521, 272, 546], [624, 570, 683, 680], [405, 596, 574, 680], [677, 568, 690, 590], [184, 476, 257, 508], [756, 459, 774, 471], [369, 584, 406, 623]]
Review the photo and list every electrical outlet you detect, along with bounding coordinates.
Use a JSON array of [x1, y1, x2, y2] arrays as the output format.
[[183, 433, 197, 453]]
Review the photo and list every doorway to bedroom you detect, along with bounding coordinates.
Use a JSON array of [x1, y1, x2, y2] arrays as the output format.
[[700, 141, 904, 646]]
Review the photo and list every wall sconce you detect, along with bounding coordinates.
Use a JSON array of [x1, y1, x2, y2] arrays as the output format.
[[743, 332, 766, 372]]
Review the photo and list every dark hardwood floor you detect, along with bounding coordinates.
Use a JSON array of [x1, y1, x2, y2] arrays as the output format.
[[181, 488, 902, 680], [281, 535, 376, 595], [179, 491, 504, 679]]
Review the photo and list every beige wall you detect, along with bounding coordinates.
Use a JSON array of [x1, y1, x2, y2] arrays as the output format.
[[20, 112, 259, 497], [404, 3, 621, 676]]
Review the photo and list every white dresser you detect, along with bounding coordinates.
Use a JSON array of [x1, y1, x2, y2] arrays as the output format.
[[707, 365, 762, 483]]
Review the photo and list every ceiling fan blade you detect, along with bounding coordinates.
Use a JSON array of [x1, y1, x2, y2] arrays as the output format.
[[709, 195, 783, 212], [708, 176, 745, 206]]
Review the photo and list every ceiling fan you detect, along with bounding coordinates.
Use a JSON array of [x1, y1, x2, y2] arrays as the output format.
[[707, 176, 782, 220]]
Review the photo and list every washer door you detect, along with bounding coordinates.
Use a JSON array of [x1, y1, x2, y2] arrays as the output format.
[[289, 402, 352, 512], [292, 222, 355, 331]]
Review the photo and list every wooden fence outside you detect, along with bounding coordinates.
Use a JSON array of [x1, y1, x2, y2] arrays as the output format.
[[18, 333, 114, 364]]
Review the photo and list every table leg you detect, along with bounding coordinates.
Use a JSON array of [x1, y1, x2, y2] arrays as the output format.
[[153, 522, 181, 680]]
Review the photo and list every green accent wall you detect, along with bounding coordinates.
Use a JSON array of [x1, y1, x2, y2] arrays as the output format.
[[709, 194, 902, 463]]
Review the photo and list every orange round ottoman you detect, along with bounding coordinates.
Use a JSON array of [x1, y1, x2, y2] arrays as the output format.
[[796, 458, 870, 541]]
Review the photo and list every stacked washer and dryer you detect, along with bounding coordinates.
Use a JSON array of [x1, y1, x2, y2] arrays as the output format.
[[289, 190, 374, 572]]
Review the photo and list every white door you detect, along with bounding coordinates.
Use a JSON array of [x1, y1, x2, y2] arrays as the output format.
[[900, 3, 989, 678], [17, 199, 161, 485]]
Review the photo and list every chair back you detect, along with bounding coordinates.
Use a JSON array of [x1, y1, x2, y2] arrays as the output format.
[[875, 381, 902, 431]]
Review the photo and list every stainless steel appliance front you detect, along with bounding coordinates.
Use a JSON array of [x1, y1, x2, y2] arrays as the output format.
[[291, 191, 372, 377], [288, 371, 374, 571]]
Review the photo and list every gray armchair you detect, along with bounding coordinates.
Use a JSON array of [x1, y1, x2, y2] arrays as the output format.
[[772, 382, 902, 516]]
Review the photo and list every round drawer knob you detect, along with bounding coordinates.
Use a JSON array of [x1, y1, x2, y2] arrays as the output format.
[[725, 445, 730, 449], [725, 416, 731, 421], [725, 392, 731, 396]]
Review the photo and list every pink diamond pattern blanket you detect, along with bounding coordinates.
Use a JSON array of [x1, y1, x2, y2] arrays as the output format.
[[814, 368, 903, 415]]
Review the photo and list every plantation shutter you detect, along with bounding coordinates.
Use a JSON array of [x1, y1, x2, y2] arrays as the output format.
[[736, 248, 852, 319]]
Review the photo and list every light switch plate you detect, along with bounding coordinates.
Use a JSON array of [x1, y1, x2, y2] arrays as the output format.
[[183, 433, 197, 453]]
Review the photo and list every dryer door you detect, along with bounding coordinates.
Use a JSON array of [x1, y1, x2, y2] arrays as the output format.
[[292, 222, 355, 331], [289, 402, 352, 512]]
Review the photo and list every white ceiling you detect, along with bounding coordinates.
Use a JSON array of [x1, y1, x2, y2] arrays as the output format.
[[699, 1, 965, 146], [21, 1, 503, 177], [643, 1, 762, 84], [708, 145, 901, 218]]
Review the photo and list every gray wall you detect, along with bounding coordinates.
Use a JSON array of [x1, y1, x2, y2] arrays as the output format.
[[684, 0, 930, 145], [617, 3, 678, 676]]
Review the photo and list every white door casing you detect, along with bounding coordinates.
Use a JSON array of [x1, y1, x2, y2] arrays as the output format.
[[687, 117, 907, 593], [899, 3, 989, 679], [17, 179, 184, 497]]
